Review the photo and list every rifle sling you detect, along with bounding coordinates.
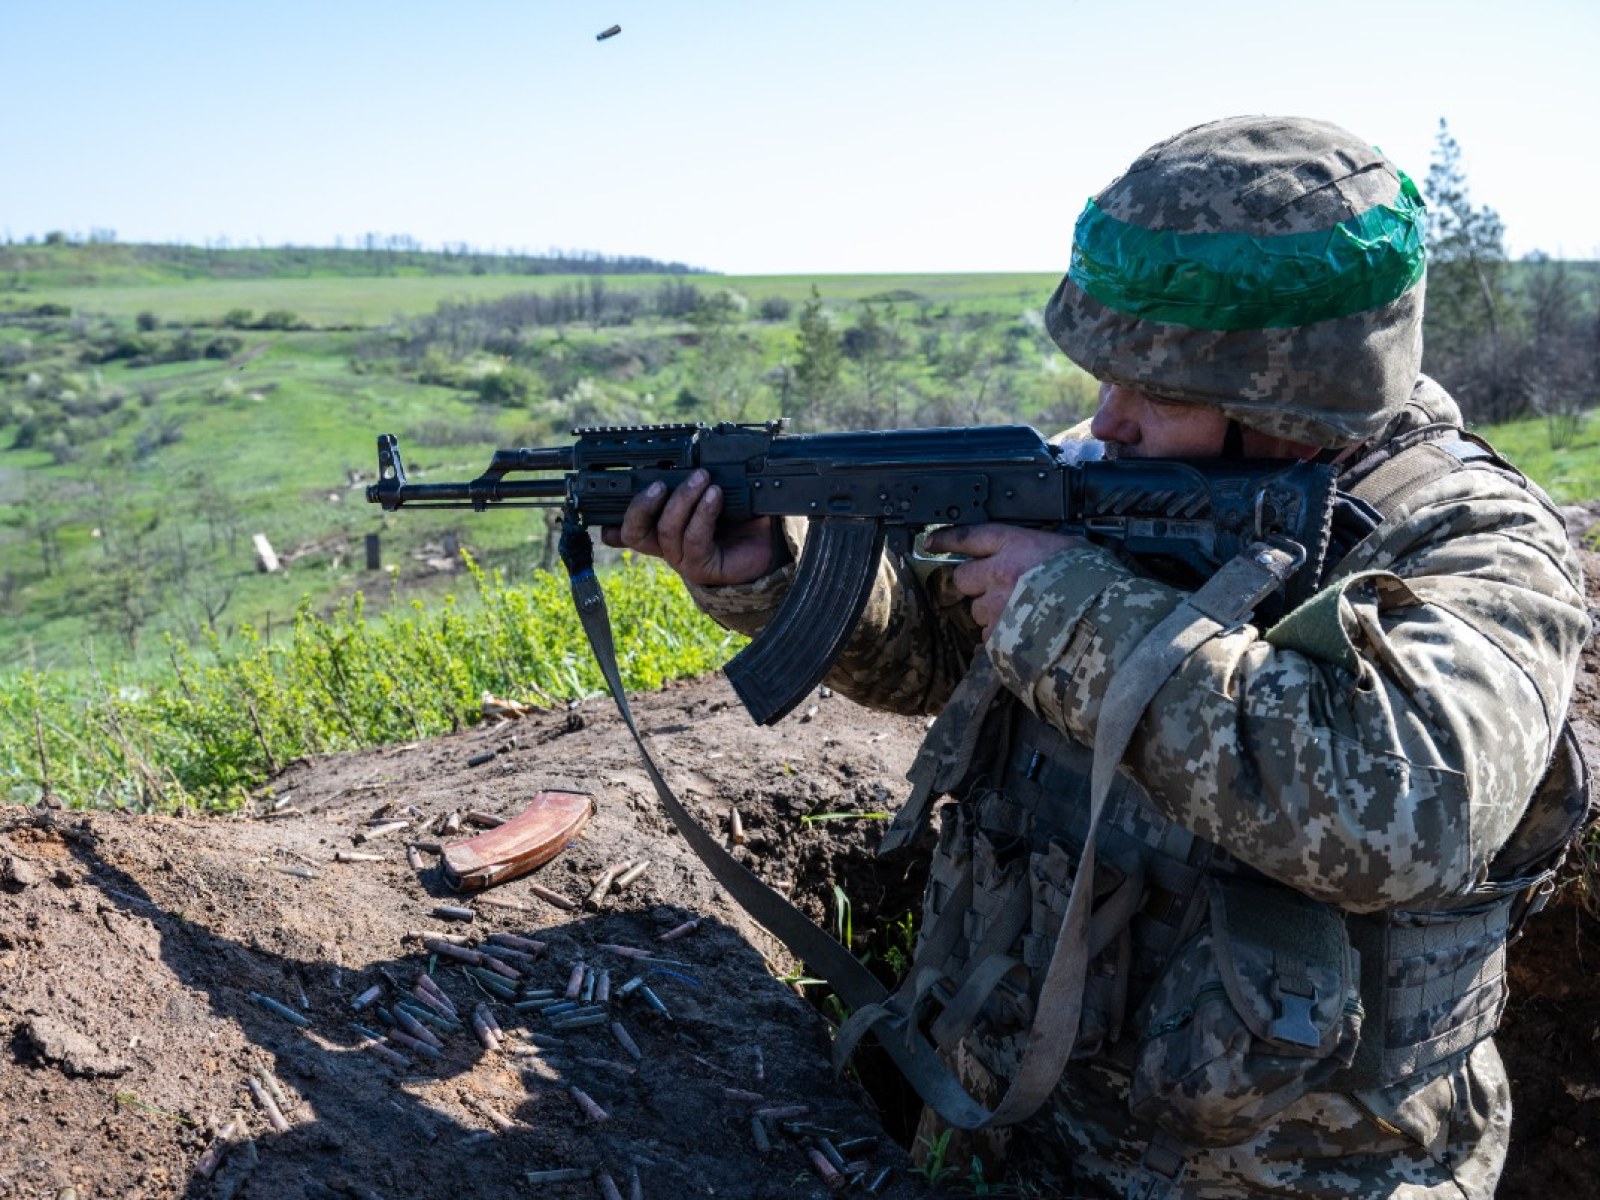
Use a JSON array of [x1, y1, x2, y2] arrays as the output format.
[[563, 519, 1302, 1130], [561, 539, 992, 1130]]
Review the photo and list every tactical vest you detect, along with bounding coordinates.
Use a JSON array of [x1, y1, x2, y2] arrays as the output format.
[[898, 423, 1593, 1132]]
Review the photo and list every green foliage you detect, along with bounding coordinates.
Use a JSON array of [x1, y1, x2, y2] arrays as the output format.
[[831, 883, 854, 950], [879, 910, 917, 979], [254, 309, 307, 331], [915, 1129, 957, 1184], [1477, 414, 1600, 503], [791, 286, 842, 428], [0, 556, 739, 811], [471, 365, 540, 406]]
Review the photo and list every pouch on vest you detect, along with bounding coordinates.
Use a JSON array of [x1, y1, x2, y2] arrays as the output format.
[[1488, 719, 1597, 932], [1129, 876, 1362, 1147]]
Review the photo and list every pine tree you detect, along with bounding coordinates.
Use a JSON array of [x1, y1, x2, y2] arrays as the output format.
[[1423, 119, 1513, 420], [791, 286, 842, 427]]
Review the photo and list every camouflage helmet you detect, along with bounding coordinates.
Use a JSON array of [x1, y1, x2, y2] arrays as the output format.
[[1044, 116, 1427, 448]]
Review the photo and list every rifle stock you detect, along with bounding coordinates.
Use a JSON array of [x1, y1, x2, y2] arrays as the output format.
[[366, 421, 1337, 723]]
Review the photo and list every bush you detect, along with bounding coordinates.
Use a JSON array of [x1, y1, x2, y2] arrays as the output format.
[[757, 296, 794, 321], [204, 334, 244, 360], [473, 367, 538, 406], [254, 309, 307, 331], [221, 308, 254, 329], [135, 311, 160, 332], [83, 333, 155, 363]]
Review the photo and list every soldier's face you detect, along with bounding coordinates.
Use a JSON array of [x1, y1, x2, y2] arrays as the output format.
[[1089, 383, 1231, 458]]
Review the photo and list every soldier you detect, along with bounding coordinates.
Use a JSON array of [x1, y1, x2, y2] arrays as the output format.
[[606, 116, 1590, 1198]]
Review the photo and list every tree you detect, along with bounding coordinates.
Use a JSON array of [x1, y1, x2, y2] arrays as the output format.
[[1423, 119, 1514, 421], [684, 291, 764, 422], [840, 300, 908, 428], [790, 287, 842, 428], [1518, 253, 1596, 448]]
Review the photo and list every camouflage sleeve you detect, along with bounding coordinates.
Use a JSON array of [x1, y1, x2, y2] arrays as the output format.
[[986, 471, 1590, 913], [687, 517, 982, 716]]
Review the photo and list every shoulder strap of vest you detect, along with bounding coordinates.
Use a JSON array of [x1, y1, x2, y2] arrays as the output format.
[[1340, 422, 1496, 514]]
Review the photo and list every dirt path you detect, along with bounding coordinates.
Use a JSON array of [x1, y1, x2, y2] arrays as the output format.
[[2, 534, 1598, 1200]]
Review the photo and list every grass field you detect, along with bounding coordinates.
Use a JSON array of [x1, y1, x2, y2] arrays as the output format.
[[19, 271, 1064, 326]]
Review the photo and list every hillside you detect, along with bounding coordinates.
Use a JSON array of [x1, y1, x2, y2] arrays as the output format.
[[0, 240, 706, 289], [0, 262, 1088, 673]]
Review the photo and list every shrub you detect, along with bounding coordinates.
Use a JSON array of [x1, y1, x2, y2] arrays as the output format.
[[473, 366, 538, 406], [204, 334, 244, 360], [254, 309, 307, 331]]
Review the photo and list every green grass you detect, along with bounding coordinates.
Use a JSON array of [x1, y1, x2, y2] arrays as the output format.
[[13, 271, 1063, 327], [10, 275, 675, 327], [0, 555, 740, 812], [1474, 413, 1600, 503]]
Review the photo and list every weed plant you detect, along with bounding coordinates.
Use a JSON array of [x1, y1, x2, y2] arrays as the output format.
[[0, 556, 739, 812]]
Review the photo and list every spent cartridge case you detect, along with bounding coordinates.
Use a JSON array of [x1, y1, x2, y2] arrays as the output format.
[[609, 1020, 642, 1061], [528, 882, 578, 911], [247, 1077, 290, 1133], [248, 992, 310, 1029], [488, 932, 548, 954], [569, 1085, 609, 1122], [613, 859, 650, 890], [350, 984, 384, 1012]]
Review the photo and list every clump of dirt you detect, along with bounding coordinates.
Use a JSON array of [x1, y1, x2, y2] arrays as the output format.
[[2, 525, 1598, 1200]]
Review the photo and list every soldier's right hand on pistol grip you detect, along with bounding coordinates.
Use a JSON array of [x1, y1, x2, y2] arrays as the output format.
[[601, 469, 777, 587]]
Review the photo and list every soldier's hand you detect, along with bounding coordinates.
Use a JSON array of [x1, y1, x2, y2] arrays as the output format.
[[600, 470, 779, 587], [923, 524, 1084, 639]]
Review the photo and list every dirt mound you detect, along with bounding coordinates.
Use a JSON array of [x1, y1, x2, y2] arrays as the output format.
[[0, 683, 939, 1199], [3, 532, 1599, 1200]]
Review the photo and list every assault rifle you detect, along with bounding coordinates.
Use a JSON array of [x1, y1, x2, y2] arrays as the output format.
[[366, 421, 1336, 724]]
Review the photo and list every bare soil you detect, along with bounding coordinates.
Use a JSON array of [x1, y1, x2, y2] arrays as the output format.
[[3, 531, 1598, 1200]]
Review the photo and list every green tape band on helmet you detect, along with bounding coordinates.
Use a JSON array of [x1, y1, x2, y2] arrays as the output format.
[[1067, 171, 1427, 331]]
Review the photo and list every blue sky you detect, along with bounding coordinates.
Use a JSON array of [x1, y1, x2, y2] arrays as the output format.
[[4, 0, 1596, 273]]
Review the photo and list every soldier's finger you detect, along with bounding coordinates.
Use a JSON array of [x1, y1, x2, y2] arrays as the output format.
[[924, 523, 1011, 558], [616, 482, 669, 555], [948, 556, 995, 599], [655, 471, 710, 565], [679, 484, 725, 577]]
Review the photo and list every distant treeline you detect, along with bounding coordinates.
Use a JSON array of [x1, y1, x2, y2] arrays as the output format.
[[380, 278, 708, 361], [0, 234, 706, 286]]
